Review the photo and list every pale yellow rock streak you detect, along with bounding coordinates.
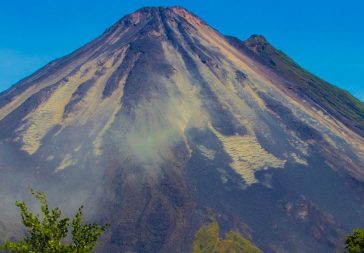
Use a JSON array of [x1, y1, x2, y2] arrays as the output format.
[[54, 49, 128, 160], [172, 15, 364, 171], [290, 153, 308, 166], [55, 154, 75, 172], [92, 78, 125, 156], [243, 84, 266, 109], [64, 48, 128, 127], [198, 145, 216, 160], [196, 59, 258, 133], [0, 42, 107, 121], [91, 49, 133, 156], [193, 20, 364, 164], [19, 62, 98, 155], [210, 124, 286, 185], [162, 42, 209, 152]]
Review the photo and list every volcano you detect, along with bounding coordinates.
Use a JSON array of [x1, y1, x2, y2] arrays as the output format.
[[1, 6, 364, 253]]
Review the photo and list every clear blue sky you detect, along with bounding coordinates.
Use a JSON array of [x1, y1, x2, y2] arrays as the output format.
[[0, 0, 363, 101]]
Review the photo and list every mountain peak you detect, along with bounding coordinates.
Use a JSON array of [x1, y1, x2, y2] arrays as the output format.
[[1, 6, 364, 253], [131, 5, 186, 11], [243, 34, 273, 55], [132, 5, 194, 14], [118, 5, 199, 20], [246, 34, 269, 44], [111, 5, 204, 30]]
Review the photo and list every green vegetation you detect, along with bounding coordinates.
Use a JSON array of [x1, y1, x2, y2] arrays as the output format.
[[192, 221, 262, 253], [231, 34, 364, 136], [346, 228, 364, 253], [0, 189, 107, 253]]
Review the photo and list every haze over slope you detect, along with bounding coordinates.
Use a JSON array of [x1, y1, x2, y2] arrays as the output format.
[[0, 6, 363, 253]]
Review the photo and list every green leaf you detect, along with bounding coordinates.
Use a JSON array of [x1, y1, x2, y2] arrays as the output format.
[[0, 189, 107, 253]]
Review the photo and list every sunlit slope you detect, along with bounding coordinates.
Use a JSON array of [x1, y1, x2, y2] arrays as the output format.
[[0, 6, 363, 253], [227, 34, 364, 137]]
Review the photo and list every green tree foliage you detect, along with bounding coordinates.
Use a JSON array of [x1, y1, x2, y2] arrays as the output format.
[[192, 221, 262, 253], [0, 189, 107, 253], [346, 228, 364, 253]]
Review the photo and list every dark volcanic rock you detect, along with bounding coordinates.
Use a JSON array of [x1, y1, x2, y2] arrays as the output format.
[[0, 6, 364, 253]]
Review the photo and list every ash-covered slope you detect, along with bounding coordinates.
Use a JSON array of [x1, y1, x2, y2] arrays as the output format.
[[0, 6, 364, 253], [227, 34, 364, 137]]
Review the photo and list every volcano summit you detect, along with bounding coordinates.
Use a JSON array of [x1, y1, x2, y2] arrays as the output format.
[[0, 6, 364, 253]]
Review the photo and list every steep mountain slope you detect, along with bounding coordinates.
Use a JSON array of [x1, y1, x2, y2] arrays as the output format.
[[226, 34, 364, 137], [0, 6, 364, 253]]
